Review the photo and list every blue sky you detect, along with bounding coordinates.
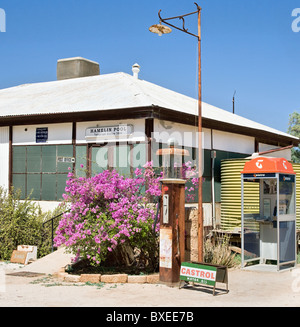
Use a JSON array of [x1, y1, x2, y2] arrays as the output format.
[[0, 0, 299, 134]]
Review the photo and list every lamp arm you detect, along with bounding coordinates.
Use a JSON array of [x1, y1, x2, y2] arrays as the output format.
[[158, 3, 201, 39]]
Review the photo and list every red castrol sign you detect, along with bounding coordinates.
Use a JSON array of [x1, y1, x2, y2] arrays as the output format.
[[180, 262, 217, 286]]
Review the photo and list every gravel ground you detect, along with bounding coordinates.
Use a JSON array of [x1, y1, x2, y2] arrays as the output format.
[[0, 262, 25, 271], [0, 262, 299, 307]]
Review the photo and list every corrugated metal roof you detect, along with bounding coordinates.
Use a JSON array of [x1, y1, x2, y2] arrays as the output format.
[[0, 72, 297, 141]]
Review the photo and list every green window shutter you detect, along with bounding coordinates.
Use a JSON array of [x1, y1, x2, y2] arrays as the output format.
[[41, 174, 56, 201], [27, 146, 41, 173], [42, 145, 56, 173], [57, 145, 73, 173], [75, 145, 87, 177], [13, 147, 26, 173], [27, 174, 41, 200], [12, 174, 26, 199]]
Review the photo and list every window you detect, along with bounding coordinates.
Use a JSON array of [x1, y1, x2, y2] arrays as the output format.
[[89, 143, 147, 178], [279, 174, 295, 215], [12, 145, 73, 201], [12, 143, 149, 201]]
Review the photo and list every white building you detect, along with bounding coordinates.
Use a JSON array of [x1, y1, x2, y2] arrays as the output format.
[[0, 57, 298, 220]]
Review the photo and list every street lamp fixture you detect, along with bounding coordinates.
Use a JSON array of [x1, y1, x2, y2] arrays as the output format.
[[149, 22, 172, 36], [149, 3, 204, 262]]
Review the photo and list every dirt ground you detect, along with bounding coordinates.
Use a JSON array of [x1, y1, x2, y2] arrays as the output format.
[[0, 264, 299, 307]]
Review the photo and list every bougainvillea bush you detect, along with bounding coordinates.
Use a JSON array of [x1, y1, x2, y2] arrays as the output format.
[[54, 161, 198, 272]]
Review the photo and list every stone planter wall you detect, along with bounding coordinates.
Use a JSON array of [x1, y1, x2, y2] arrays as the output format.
[[54, 270, 159, 284]]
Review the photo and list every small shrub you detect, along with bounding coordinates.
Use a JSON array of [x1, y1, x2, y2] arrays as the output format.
[[0, 187, 66, 260], [204, 234, 237, 268], [0, 188, 43, 260]]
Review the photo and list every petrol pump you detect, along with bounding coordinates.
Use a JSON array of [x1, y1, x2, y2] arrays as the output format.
[[156, 139, 189, 285]]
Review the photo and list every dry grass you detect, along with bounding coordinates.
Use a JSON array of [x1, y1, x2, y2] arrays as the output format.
[[204, 234, 238, 268]]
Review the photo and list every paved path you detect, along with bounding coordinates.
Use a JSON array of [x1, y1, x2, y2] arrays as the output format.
[[14, 247, 74, 274]]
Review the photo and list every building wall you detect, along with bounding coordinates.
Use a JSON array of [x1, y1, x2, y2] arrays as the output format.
[[6, 118, 291, 215], [259, 143, 292, 160], [13, 123, 72, 145], [0, 127, 9, 189], [153, 119, 211, 149], [212, 130, 255, 154], [153, 119, 256, 154]]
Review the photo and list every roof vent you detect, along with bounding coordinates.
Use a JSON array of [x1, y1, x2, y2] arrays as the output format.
[[57, 57, 100, 80], [132, 63, 140, 79]]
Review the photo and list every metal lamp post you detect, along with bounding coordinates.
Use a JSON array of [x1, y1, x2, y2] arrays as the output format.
[[149, 3, 204, 262]]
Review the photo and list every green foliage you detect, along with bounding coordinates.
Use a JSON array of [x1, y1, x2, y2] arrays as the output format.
[[288, 111, 300, 163], [128, 218, 159, 272], [0, 187, 65, 260]]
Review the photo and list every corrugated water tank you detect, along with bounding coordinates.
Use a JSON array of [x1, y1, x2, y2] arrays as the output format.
[[294, 163, 300, 230]]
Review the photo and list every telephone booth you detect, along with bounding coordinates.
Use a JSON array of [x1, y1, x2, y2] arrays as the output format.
[[156, 139, 189, 285], [241, 157, 297, 272]]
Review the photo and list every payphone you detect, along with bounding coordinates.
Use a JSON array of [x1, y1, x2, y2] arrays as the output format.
[[156, 139, 189, 285], [241, 157, 297, 272]]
